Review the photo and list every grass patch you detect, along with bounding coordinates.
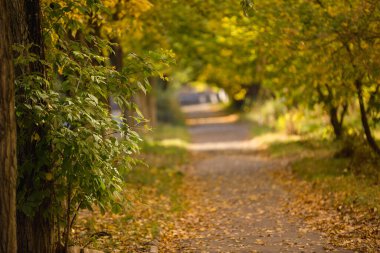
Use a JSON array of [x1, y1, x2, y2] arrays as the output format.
[[250, 120, 276, 137], [267, 139, 336, 158], [268, 138, 380, 214], [291, 156, 380, 213], [126, 143, 187, 213], [240, 110, 277, 137], [145, 123, 190, 142], [143, 123, 190, 148], [291, 157, 349, 180], [140, 142, 188, 168]]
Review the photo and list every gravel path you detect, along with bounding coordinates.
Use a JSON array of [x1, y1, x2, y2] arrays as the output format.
[[176, 103, 352, 253]]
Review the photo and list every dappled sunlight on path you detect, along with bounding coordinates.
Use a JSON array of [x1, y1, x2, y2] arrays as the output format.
[[167, 103, 353, 252], [183, 103, 300, 152], [186, 114, 239, 126], [187, 133, 301, 152]]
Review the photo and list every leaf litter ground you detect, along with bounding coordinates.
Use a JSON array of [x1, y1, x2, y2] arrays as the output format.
[[73, 104, 379, 252]]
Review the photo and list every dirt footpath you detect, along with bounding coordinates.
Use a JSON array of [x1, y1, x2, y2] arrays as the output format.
[[172, 104, 352, 253]]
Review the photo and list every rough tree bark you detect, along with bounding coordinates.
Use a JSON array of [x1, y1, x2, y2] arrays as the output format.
[[328, 103, 347, 139], [109, 40, 123, 72], [316, 84, 347, 139], [355, 79, 380, 156], [0, 0, 18, 252], [146, 77, 158, 127], [9, 0, 56, 252]]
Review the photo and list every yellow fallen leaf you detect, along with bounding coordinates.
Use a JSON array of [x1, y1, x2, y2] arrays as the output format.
[[254, 239, 265, 245]]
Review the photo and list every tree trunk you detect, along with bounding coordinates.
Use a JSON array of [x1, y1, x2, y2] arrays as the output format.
[[10, 0, 56, 252], [109, 39, 123, 115], [16, 211, 55, 253], [328, 103, 347, 139], [329, 107, 341, 138], [147, 77, 158, 127], [10, 0, 45, 76], [0, 0, 18, 252], [134, 87, 157, 128], [110, 41, 123, 72], [316, 84, 347, 139], [355, 79, 380, 156], [135, 92, 149, 121]]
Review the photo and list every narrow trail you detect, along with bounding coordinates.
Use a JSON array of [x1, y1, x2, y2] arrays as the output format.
[[175, 104, 352, 253]]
